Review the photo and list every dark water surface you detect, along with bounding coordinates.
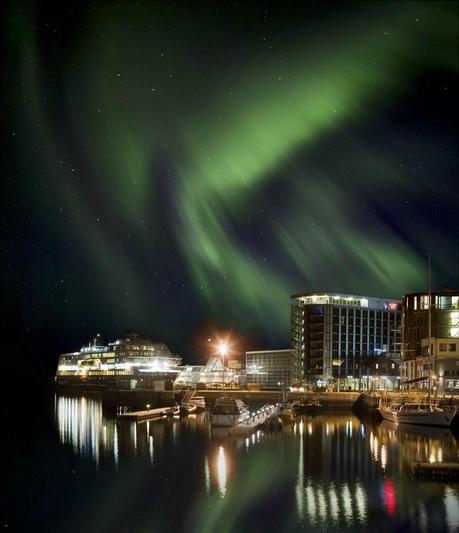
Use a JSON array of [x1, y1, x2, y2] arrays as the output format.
[[5, 391, 459, 532]]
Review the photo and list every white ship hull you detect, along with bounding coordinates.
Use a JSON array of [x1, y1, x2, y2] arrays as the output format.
[[379, 407, 456, 427]]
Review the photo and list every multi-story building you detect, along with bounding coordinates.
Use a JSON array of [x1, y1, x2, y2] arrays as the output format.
[[246, 349, 296, 389], [291, 293, 401, 390], [56, 330, 182, 389], [401, 290, 459, 394]]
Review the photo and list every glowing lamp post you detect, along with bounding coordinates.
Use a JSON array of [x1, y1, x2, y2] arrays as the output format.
[[218, 341, 229, 389]]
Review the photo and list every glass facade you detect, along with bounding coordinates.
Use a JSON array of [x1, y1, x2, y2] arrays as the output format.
[[246, 349, 296, 389]]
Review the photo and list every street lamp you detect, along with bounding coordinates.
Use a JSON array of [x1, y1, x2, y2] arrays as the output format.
[[218, 341, 229, 389]]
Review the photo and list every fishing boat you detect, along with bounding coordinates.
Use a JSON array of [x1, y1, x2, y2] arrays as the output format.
[[379, 402, 456, 427], [280, 403, 296, 424], [293, 398, 322, 415], [210, 396, 249, 427]]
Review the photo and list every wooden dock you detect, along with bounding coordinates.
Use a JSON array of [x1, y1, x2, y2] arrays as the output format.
[[412, 462, 459, 481]]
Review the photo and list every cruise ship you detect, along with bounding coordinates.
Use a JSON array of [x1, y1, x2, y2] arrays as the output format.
[[55, 331, 182, 389]]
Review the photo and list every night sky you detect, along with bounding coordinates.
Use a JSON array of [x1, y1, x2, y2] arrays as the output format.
[[1, 1, 458, 377]]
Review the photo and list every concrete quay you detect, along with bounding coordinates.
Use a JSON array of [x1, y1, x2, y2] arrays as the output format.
[[55, 383, 360, 408], [201, 390, 359, 409], [412, 462, 459, 480]]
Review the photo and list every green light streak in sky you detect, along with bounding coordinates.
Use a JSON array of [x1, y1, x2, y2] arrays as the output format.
[[176, 3, 457, 330], [15, 1, 458, 338]]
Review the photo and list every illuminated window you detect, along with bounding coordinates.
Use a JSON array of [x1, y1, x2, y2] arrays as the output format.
[[420, 295, 429, 310], [450, 311, 459, 337], [437, 296, 452, 309]]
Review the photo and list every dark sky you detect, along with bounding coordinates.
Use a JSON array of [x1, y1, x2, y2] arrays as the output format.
[[1, 1, 458, 377]]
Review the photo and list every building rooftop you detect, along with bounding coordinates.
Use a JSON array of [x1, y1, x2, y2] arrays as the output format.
[[291, 292, 400, 302], [403, 289, 459, 297], [246, 349, 293, 354]]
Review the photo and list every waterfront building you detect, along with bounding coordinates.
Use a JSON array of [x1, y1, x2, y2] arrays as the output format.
[[291, 293, 401, 390], [174, 356, 245, 388], [55, 330, 182, 389], [246, 349, 296, 389], [400, 290, 459, 394]]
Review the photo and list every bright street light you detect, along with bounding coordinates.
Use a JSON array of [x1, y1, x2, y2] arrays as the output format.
[[218, 341, 229, 357], [218, 341, 229, 389]]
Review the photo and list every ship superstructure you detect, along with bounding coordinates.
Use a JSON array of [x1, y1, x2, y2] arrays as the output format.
[[56, 331, 181, 389]]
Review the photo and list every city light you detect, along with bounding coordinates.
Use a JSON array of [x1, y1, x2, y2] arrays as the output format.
[[218, 341, 229, 358]]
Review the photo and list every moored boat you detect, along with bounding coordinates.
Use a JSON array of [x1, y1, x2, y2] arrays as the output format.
[[179, 403, 198, 416], [264, 414, 283, 431], [280, 403, 296, 424], [379, 402, 456, 427], [293, 399, 322, 415], [210, 396, 249, 427], [189, 396, 206, 412], [162, 406, 180, 417]]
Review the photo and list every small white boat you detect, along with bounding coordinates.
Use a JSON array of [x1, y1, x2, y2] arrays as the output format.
[[189, 396, 206, 411], [162, 406, 180, 417], [379, 402, 457, 427], [211, 396, 249, 427], [179, 403, 197, 416]]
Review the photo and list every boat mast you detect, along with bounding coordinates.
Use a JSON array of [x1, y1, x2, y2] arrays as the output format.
[[428, 254, 432, 408]]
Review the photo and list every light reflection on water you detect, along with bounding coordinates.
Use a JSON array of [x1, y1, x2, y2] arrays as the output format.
[[217, 446, 227, 497], [55, 394, 459, 531]]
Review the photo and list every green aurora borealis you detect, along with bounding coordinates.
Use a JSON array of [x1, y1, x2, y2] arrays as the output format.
[[3, 1, 458, 359]]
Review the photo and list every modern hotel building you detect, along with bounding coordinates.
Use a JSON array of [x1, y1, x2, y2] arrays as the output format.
[[291, 293, 401, 390]]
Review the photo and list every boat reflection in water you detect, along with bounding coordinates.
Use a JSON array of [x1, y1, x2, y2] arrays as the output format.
[[54, 394, 459, 532], [293, 415, 459, 530], [376, 420, 457, 468]]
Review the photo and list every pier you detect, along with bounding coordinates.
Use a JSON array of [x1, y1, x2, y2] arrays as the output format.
[[229, 405, 279, 436], [412, 462, 459, 481]]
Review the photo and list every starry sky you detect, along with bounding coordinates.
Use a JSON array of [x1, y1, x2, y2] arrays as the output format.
[[2, 1, 458, 376]]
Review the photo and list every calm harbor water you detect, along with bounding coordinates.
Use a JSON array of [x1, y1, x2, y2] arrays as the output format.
[[6, 392, 459, 532]]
